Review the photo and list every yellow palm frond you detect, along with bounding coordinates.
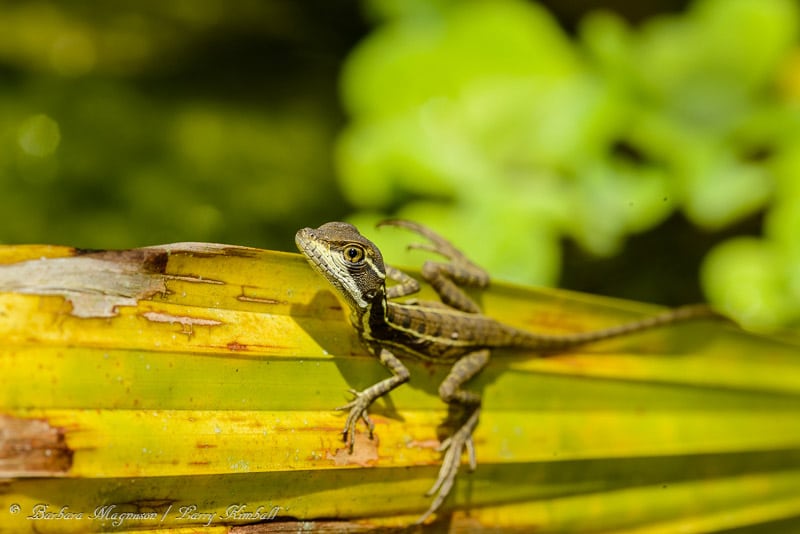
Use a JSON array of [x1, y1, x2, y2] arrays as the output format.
[[1, 243, 799, 532]]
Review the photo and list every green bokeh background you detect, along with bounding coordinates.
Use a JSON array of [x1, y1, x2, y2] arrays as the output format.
[[3, 0, 800, 332]]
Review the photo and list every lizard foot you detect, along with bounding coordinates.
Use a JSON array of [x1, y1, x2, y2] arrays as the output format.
[[378, 220, 489, 313], [415, 407, 480, 525], [335, 388, 375, 452], [378, 219, 469, 264]]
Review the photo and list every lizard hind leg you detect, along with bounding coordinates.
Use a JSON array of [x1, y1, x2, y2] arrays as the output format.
[[416, 348, 490, 524], [416, 407, 480, 525], [378, 219, 489, 313]]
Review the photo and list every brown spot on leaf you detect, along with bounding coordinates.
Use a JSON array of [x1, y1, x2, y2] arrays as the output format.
[[179, 245, 262, 259], [0, 249, 169, 318], [237, 294, 285, 305], [165, 274, 224, 285], [141, 311, 223, 337], [141, 251, 169, 274], [327, 433, 379, 467], [407, 438, 441, 450], [0, 414, 73, 476], [0, 243, 265, 318]]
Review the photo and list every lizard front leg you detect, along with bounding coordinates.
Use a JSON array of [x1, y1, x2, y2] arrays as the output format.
[[337, 347, 410, 451], [379, 219, 489, 313], [385, 265, 420, 300], [386, 265, 459, 310], [417, 348, 490, 524]]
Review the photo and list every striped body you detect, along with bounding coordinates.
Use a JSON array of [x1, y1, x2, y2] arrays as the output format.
[[358, 293, 716, 363], [359, 297, 507, 363]]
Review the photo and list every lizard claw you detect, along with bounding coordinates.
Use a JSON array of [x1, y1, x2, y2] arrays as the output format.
[[406, 242, 450, 258], [435, 433, 477, 470], [379, 219, 467, 262], [335, 389, 375, 451], [415, 408, 481, 525], [426, 435, 474, 497]]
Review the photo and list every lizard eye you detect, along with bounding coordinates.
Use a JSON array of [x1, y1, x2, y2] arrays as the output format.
[[343, 244, 366, 264]]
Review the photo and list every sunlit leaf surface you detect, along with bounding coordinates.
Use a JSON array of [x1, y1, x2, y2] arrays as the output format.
[[1, 243, 799, 532]]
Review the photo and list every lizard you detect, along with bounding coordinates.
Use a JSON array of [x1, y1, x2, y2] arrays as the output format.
[[294, 219, 724, 524]]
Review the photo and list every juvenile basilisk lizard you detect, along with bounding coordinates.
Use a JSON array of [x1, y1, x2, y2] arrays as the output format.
[[295, 220, 723, 524]]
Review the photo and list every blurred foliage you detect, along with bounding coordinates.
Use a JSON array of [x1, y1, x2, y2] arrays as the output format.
[[336, 0, 800, 332], [0, 0, 356, 251]]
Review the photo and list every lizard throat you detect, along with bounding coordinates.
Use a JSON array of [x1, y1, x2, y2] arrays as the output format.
[[354, 292, 390, 340]]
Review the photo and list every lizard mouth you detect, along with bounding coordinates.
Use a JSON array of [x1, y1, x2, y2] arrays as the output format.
[[294, 227, 314, 254], [295, 228, 327, 265], [295, 228, 326, 271], [295, 227, 341, 284]]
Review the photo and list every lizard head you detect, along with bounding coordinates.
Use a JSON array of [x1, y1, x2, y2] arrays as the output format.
[[295, 222, 387, 312]]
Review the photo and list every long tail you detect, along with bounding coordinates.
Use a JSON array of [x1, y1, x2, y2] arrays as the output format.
[[511, 304, 729, 352]]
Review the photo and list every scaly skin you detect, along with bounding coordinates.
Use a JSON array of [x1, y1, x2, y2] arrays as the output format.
[[295, 220, 725, 524]]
